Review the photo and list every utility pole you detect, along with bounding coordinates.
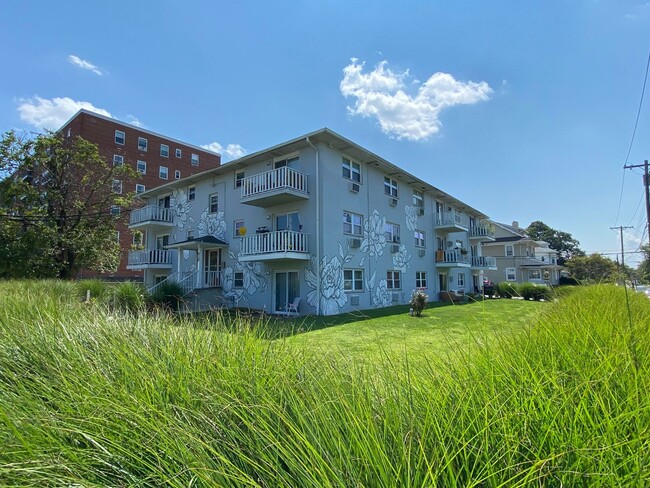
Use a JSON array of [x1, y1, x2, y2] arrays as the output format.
[[611, 226, 634, 286], [623, 160, 650, 242]]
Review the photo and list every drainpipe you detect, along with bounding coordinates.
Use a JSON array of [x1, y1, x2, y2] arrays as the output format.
[[306, 136, 320, 316]]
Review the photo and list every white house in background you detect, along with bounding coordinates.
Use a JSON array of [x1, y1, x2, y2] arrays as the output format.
[[481, 221, 562, 285], [127, 128, 497, 315]]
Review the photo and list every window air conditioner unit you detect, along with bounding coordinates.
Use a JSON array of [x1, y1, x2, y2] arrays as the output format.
[[417, 207, 425, 216], [350, 295, 360, 306], [349, 238, 361, 249], [389, 198, 398, 207], [391, 292, 400, 302], [391, 244, 400, 254], [418, 249, 426, 257], [349, 182, 360, 193]]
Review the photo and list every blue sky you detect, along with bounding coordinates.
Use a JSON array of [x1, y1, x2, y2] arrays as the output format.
[[2, 0, 650, 265]]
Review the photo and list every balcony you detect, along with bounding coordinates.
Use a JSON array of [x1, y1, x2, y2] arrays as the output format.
[[469, 224, 495, 241], [239, 230, 309, 262], [434, 211, 469, 232], [471, 256, 497, 270], [240, 166, 309, 207], [129, 205, 173, 231], [434, 249, 471, 268], [126, 249, 174, 269]]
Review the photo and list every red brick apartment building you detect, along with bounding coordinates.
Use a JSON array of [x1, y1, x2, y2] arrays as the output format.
[[59, 109, 221, 280]]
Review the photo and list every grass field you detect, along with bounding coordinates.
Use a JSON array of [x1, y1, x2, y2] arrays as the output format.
[[0, 281, 648, 486]]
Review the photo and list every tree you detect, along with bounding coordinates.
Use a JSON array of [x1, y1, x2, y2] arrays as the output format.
[[0, 130, 136, 279], [564, 253, 617, 283], [526, 220, 585, 265], [638, 245, 650, 284]]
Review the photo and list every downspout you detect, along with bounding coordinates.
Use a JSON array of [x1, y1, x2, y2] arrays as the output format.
[[306, 136, 320, 316]]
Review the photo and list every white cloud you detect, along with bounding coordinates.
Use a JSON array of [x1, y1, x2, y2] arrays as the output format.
[[68, 55, 103, 75], [126, 114, 144, 128], [17, 96, 111, 130], [340, 58, 493, 141], [201, 142, 247, 161]]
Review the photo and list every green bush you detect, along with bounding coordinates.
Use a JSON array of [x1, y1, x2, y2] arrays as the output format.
[[518, 282, 535, 300], [148, 281, 184, 311], [111, 282, 146, 312], [76, 279, 109, 302], [496, 281, 518, 298], [409, 289, 428, 316]]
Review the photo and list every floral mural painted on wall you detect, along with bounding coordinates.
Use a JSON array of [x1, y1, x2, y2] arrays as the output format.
[[197, 208, 227, 240], [366, 270, 392, 308], [392, 244, 411, 272], [404, 204, 418, 231], [221, 247, 269, 305], [304, 242, 352, 315], [361, 210, 387, 261], [170, 188, 192, 230]]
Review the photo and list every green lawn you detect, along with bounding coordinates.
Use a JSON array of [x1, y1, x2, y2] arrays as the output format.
[[278, 299, 547, 361]]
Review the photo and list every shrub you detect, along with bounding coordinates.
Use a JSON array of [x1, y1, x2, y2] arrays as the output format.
[[111, 281, 146, 312], [76, 279, 109, 302], [559, 276, 580, 286], [409, 289, 428, 316], [518, 282, 536, 300], [496, 282, 518, 298], [148, 281, 184, 311]]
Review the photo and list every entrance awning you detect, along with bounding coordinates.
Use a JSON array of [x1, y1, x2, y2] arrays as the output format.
[[165, 235, 229, 251]]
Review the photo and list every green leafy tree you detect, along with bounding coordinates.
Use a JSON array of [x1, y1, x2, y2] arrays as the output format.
[[637, 245, 650, 284], [564, 253, 617, 283], [0, 130, 136, 279], [526, 220, 585, 265]]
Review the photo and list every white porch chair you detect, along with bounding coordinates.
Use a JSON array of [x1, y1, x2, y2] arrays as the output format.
[[284, 297, 301, 317]]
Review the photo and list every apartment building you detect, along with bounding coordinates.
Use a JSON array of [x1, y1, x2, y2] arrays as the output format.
[[59, 109, 221, 279], [128, 128, 497, 315], [481, 221, 562, 285]]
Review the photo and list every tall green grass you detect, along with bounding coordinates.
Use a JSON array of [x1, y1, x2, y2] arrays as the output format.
[[0, 281, 648, 486]]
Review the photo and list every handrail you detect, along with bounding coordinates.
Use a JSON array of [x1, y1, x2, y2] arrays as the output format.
[[130, 205, 173, 225], [240, 230, 308, 256], [240, 166, 308, 198]]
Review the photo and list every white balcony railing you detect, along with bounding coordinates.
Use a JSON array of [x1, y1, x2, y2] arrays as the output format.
[[130, 205, 173, 226], [469, 224, 495, 239], [240, 230, 308, 256], [127, 249, 173, 266], [471, 256, 496, 268], [435, 250, 470, 265], [240, 166, 308, 199], [434, 210, 470, 229]]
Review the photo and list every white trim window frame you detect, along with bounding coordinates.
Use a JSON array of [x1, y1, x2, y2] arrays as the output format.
[[135, 184, 145, 194], [386, 270, 401, 290], [191, 153, 199, 166], [160, 144, 169, 158], [415, 271, 427, 289], [235, 171, 245, 188], [506, 267, 516, 281], [176, 148, 182, 158], [458, 273, 465, 288], [505, 244, 514, 257], [384, 177, 398, 198], [209, 193, 219, 214], [188, 186, 196, 201], [113, 154, 124, 166], [343, 269, 364, 291], [115, 130, 125, 145], [412, 189, 424, 208], [234, 219, 245, 238], [112, 180, 123, 194], [175, 170, 181, 179], [159, 166, 168, 180], [342, 157, 361, 183], [414, 229, 425, 248], [343, 211, 363, 236], [136, 160, 147, 174], [385, 222, 400, 243], [138, 137, 148, 151]]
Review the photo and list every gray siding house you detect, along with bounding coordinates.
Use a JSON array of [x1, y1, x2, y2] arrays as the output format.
[[128, 129, 497, 315]]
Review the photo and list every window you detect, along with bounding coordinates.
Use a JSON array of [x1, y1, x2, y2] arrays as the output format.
[[138, 137, 148, 151], [175, 170, 181, 179], [458, 273, 465, 288], [506, 244, 514, 257], [135, 184, 145, 194], [234, 271, 244, 288], [342, 157, 361, 182], [416, 271, 427, 289], [274, 155, 299, 169], [113, 154, 124, 166], [176, 148, 182, 158], [529, 269, 541, 280], [414, 229, 425, 248], [235, 171, 245, 188], [506, 268, 516, 281], [159, 166, 168, 180], [384, 177, 398, 198], [188, 186, 195, 201], [156, 234, 169, 250], [112, 180, 123, 194], [110, 205, 121, 216], [386, 270, 401, 290], [136, 160, 147, 174], [187, 228, 195, 240], [384, 222, 400, 243], [115, 231, 120, 242], [132, 232, 143, 247], [209, 193, 219, 213], [343, 211, 363, 236], [234, 219, 245, 237], [160, 144, 169, 157], [191, 153, 199, 166], [413, 189, 424, 208], [115, 130, 125, 145], [343, 269, 364, 291]]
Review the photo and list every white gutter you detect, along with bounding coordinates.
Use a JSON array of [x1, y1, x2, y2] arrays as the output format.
[[306, 136, 320, 316]]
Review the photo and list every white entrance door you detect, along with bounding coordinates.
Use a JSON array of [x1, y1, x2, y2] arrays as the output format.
[[274, 271, 299, 313], [204, 249, 222, 287]]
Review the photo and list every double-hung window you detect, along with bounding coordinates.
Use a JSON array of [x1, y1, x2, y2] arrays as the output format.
[[235, 171, 245, 188], [415, 271, 427, 289], [191, 153, 199, 166], [386, 271, 401, 290], [113, 154, 123, 166], [343, 211, 363, 236], [343, 269, 364, 291], [414, 229, 425, 248], [159, 166, 168, 180], [342, 157, 361, 182], [188, 186, 195, 201], [209, 193, 219, 213], [176, 148, 182, 158], [160, 144, 169, 158], [385, 222, 400, 243], [135, 184, 145, 194], [112, 180, 123, 194], [136, 160, 146, 174], [384, 177, 398, 197], [115, 130, 125, 145], [506, 268, 516, 281], [413, 189, 424, 208], [138, 137, 147, 151], [506, 244, 514, 257]]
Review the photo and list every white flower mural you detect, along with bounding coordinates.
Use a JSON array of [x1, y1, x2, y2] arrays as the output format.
[[404, 205, 417, 231], [372, 279, 392, 308], [361, 210, 387, 261], [305, 243, 353, 315], [171, 188, 191, 229], [221, 248, 269, 305], [392, 244, 411, 272], [198, 209, 227, 239]]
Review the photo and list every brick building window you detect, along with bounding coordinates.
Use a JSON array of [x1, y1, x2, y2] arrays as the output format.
[[160, 144, 169, 158], [159, 166, 168, 180], [115, 130, 125, 145], [138, 137, 147, 151]]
